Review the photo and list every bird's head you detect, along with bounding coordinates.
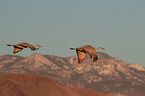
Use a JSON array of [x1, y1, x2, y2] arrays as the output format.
[[34, 45, 42, 50], [34, 45, 42, 47]]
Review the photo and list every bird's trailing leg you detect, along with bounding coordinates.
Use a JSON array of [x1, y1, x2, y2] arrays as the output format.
[[70, 48, 77, 50], [7, 44, 13, 46]]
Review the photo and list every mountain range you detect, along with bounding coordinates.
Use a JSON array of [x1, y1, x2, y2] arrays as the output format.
[[0, 52, 145, 96]]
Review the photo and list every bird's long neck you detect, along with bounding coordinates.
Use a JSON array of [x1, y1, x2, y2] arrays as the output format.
[[95, 47, 101, 49], [94, 47, 104, 50], [70, 48, 77, 50]]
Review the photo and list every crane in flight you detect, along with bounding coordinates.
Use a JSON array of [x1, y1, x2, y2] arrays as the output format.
[[7, 42, 42, 53], [70, 45, 104, 63]]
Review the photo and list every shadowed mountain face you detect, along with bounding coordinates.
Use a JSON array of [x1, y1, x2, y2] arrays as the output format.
[[0, 52, 145, 96], [0, 74, 109, 96]]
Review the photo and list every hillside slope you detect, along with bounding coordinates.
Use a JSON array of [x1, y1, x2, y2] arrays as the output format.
[[0, 74, 109, 96]]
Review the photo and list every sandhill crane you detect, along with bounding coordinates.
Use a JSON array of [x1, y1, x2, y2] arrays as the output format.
[[7, 42, 42, 53], [70, 45, 104, 63]]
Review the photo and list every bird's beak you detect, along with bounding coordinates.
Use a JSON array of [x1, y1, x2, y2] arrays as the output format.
[[39, 46, 42, 47]]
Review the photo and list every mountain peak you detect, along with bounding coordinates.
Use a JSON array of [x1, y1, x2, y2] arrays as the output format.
[[11, 53, 60, 71], [28, 53, 44, 59], [130, 64, 145, 71]]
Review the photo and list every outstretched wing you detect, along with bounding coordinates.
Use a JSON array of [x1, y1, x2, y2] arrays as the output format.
[[19, 43, 36, 51], [81, 45, 98, 62], [92, 54, 98, 62], [13, 47, 23, 53], [76, 48, 86, 63]]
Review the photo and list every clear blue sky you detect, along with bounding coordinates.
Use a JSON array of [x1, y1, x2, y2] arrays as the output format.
[[0, 0, 145, 67]]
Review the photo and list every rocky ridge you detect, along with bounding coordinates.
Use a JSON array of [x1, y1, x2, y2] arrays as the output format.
[[0, 52, 145, 96]]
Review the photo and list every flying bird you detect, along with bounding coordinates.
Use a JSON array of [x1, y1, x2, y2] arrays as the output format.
[[7, 42, 42, 53], [70, 45, 104, 63]]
